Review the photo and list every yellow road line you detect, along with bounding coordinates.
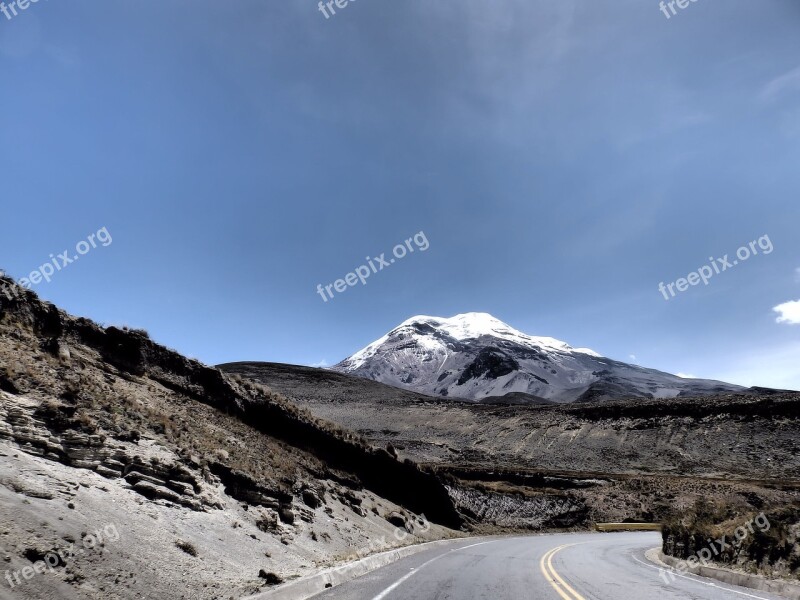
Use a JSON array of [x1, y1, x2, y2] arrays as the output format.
[[539, 544, 587, 600]]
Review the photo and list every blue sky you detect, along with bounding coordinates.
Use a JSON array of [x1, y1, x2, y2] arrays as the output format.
[[1, 0, 799, 389]]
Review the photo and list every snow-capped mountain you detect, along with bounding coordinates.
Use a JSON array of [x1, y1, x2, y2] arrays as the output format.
[[332, 313, 745, 403]]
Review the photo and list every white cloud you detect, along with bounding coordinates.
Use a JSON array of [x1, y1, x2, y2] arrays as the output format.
[[309, 359, 329, 368], [676, 373, 696, 379], [629, 354, 637, 362], [773, 300, 800, 325]]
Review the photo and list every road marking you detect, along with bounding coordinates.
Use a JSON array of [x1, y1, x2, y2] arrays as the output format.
[[540, 544, 587, 600], [630, 554, 773, 600], [370, 540, 496, 600]]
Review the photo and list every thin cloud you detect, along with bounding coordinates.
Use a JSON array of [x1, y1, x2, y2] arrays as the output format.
[[760, 66, 800, 102]]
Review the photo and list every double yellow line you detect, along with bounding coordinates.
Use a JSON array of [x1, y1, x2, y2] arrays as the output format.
[[539, 544, 587, 600]]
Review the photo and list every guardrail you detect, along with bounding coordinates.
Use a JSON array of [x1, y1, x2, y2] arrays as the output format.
[[595, 523, 661, 532]]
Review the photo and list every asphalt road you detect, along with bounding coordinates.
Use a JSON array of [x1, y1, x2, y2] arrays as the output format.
[[310, 532, 787, 600]]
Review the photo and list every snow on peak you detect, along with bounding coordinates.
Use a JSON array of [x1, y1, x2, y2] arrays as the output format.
[[396, 313, 599, 356], [341, 313, 599, 372], [400, 313, 521, 341]]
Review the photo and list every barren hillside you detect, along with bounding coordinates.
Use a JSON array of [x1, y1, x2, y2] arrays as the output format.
[[221, 362, 800, 528], [0, 279, 463, 600]]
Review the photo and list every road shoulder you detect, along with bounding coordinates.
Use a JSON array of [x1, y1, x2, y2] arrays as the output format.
[[645, 547, 800, 600], [241, 536, 484, 600]]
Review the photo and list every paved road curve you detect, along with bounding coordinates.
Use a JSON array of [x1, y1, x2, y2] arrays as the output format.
[[310, 532, 786, 600]]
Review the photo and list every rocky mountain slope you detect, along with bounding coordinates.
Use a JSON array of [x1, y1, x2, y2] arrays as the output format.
[[222, 362, 800, 529], [0, 277, 463, 600], [332, 313, 747, 402]]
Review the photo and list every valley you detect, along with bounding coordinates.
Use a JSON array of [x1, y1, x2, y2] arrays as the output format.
[[221, 361, 800, 530]]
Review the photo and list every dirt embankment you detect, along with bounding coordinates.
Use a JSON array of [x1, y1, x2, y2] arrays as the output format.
[[662, 499, 800, 581], [0, 278, 463, 599]]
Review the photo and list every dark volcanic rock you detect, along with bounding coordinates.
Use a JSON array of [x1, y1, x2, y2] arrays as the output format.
[[457, 348, 520, 385]]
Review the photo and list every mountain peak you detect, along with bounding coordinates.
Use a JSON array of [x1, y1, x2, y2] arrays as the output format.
[[396, 312, 594, 356], [399, 313, 519, 342], [334, 313, 745, 403]]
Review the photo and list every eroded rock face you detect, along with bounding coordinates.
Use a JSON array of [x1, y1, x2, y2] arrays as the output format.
[[446, 485, 588, 530], [385, 511, 409, 531], [256, 509, 280, 533], [301, 486, 324, 509], [0, 396, 221, 512], [278, 507, 295, 525], [209, 462, 293, 516]]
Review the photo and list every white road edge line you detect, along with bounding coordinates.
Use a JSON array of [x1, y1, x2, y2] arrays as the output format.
[[630, 553, 772, 600], [370, 540, 496, 600]]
